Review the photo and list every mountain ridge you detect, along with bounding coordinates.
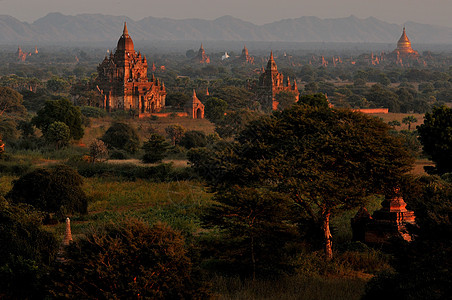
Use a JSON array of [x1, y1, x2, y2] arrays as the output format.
[[1, 13, 452, 45]]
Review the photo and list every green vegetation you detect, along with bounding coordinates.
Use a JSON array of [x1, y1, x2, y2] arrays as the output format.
[[6, 165, 88, 219], [101, 122, 140, 154], [0, 197, 59, 299], [191, 104, 414, 261], [33, 98, 84, 140], [142, 133, 170, 163], [418, 105, 452, 174], [51, 219, 209, 299], [0, 45, 451, 298]]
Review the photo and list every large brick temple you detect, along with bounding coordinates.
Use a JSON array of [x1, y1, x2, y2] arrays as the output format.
[[96, 22, 166, 114], [255, 51, 299, 112]]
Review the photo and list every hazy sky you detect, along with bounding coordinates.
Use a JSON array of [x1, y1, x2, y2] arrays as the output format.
[[2, 0, 451, 27]]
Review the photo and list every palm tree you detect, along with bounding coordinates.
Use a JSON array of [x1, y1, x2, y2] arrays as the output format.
[[402, 115, 417, 130]]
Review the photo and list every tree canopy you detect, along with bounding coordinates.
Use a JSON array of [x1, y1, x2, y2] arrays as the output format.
[[0, 198, 59, 299], [6, 165, 88, 218], [101, 122, 140, 154], [190, 104, 414, 259], [32, 98, 84, 140], [51, 219, 209, 299], [417, 105, 452, 174], [0, 86, 27, 117]]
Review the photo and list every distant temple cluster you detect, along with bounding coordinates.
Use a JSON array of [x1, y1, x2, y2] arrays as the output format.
[[92, 24, 424, 117], [255, 51, 299, 111], [16, 46, 38, 62]]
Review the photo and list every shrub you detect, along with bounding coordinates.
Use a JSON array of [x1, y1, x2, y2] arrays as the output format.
[[180, 130, 207, 149], [101, 122, 140, 154], [109, 148, 129, 160], [0, 198, 59, 299], [89, 139, 109, 163], [6, 165, 88, 219], [44, 121, 71, 149], [80, 106, 107, 118], [142, 134, 170, 163], [50, 219, 210, 299]]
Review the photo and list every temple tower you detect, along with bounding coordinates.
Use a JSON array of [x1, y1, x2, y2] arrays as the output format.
[[255, 51, 299, 112], [184, 90, 205, 119], [96, 22, 166, 114], [392, 27, 419, 58]]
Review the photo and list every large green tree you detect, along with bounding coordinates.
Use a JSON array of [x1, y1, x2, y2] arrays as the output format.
[[0, 86, 27, 117], [32, 98, 84, 140], [204, 97, 228, 123], [190, 104, 413, 260], [417, 105, 452, 174]]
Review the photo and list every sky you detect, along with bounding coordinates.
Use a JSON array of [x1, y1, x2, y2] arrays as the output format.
[[2, 0, 451, 28]]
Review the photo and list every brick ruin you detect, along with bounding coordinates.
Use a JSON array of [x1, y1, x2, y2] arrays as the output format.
[[96, 22, 166, 115], [352, 189, 416, 244], [255, 51, 299, 112], [184, 90, 205, 119]]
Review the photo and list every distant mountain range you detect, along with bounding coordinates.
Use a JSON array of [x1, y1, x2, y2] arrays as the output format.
[[1, 13, 451, 45]]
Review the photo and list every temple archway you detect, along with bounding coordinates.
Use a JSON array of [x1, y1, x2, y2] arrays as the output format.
[[196, 108, 203, 119]]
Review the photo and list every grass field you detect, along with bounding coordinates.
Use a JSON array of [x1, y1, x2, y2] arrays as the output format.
[[80, 115, 215, 146], [371, 112, 425, 130]]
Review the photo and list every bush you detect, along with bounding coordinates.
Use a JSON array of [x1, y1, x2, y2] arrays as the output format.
[[44, 121, 71, 149], [6, 165, 88, 219], [50, 219, 210, 299], [68, 161, 196, 181], [80, 106, 107, 118], [142, 134, 170, 163], [0, 198, 59, 299], [101, 122, 140, 154], [109, 148, 129, 160], [180, 130, 207, 149]]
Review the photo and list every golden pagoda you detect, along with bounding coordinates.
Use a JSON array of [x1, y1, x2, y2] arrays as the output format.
[[393, 27, 419, 57]]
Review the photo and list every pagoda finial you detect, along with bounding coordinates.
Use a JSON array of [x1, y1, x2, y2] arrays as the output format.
[[123, 22, 129, 36], [270, 50, 274, 60], [193, 89, 197, 98]]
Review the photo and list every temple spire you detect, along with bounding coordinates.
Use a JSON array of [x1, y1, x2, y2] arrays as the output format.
[[123, 22, 129, 37], [63, 218, 73, 246]]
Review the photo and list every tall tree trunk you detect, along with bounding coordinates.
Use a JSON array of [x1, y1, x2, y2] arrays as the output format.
[[322, 206, 333, 261], [251, 235, 256, 281]]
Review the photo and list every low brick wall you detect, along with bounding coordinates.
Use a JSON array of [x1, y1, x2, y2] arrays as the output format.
[[353, 108, 389, 114], [138, 112, 188, 118]]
